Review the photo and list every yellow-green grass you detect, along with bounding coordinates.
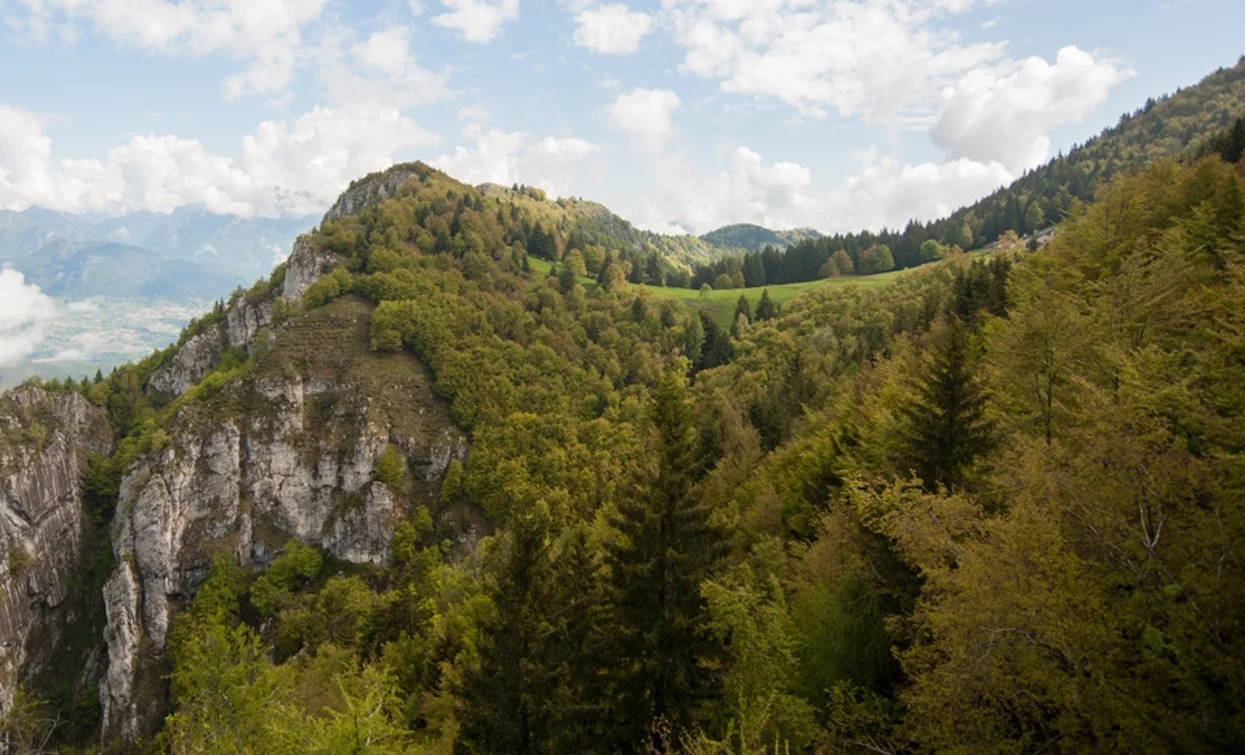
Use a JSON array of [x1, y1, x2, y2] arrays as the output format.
[[526, 256, 905, 326]]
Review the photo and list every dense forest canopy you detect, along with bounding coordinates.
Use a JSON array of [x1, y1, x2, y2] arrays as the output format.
[[4, 62, 1245, 755]]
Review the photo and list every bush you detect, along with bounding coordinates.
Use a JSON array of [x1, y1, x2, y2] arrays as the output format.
[[7, 546, 33, 576], [375, 445, 406, 489]]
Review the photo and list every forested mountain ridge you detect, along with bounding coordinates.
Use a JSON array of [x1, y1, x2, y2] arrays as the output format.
[[1, 65, 1245, 753], [700, 223, 823, 252], [923, 55, 1245, 252]]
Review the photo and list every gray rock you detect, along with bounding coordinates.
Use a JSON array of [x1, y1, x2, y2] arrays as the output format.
[[322, 166, 422, 224], [225, 297, 272, 350], [99, 373, 468, 740], [0, 388, 114, 717], [281, 234, 337, 303], [146, 332, 222, 397]]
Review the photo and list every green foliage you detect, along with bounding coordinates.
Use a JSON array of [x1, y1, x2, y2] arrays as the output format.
[[50, 81, 1245, 753], [897, 315, 993, 491], [374, 444, 406, 489], [301, 266, 354, 309], [251, 541, 323, 617], [604, 370, 727, 745]]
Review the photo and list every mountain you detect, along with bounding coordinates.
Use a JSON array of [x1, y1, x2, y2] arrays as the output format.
[[17, 240, 238, 300], [0, 206, 315, 285], [700, 223, 822, 252], [924, 55, 1245, 251], [2, 61, 1245, 753]]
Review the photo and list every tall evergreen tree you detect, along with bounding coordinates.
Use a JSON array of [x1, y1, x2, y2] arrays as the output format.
[[755, 289, 777, 321], [695, 312, 733, 372], [603, 371, 726, 749], [898, 316, 993, 491], [455, 509, 558, 754]]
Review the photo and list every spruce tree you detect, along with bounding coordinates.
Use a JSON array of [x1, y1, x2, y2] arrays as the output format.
[[730, 294, 752, 338], [899, 316, 992, 491], [455, 509, 557, 755], [755, 289, 777, 321], [603, 371, 726, 749]]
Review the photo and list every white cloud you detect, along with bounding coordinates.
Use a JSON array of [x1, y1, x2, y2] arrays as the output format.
[[930, 45, 1134, 173], [573, 4, 654, 55], [664, 0, 1006, 120], [432, 131, 599, 197], [319, 27, 451, 108], [0, 104, 439, 218], [433, 0, 520, 42], [0, 269, 56, 365], [607, 88, 682, 149], [827, 151, 1013, 231], [9, 0, 330, 101], [634, 146, 817, 234]]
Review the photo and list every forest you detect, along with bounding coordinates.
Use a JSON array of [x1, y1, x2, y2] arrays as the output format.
[[4, 101, 1243, 752]]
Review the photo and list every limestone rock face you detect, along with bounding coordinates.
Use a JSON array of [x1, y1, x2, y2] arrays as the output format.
[[281, 234, 338, 303], [146, 332, 222, 397], [0, 388, 114, 717], [100, 300, 469, 741], [225, 296, 272, 350], [322, 166, 421, 224]]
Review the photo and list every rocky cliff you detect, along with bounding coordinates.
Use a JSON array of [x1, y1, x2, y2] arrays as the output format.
[[100, 297, 469, 741], [0, 388, 114, 717], [145, 232, 335, 398], [322, 164, 426, 224]]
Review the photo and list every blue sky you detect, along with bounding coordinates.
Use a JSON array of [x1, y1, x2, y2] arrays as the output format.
[[0, 0, 1241, 235]]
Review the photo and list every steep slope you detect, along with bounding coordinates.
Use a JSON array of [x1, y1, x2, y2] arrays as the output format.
[[0, 388, 114, 716], [927, 55, 1245, 249], [95, 235, 468, 739]]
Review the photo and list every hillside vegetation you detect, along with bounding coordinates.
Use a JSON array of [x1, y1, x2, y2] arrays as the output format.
[[5, 62, 1245, 755]]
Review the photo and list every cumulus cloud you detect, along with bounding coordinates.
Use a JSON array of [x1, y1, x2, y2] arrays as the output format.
[[8, 0, 330, 101], [319, 27, 451, 108], [573, 4, 654, 55], [0, 104, 439, 218], [432, 130, 599, 197], [433, 0, 520, 42], [0, 269, 56, 365], [664, 0, 1005, 120], [828, 150, 1013, 231], [931, 46, 1135, 173], [607, 88, 682, 149], [633, 146, 817, 234]]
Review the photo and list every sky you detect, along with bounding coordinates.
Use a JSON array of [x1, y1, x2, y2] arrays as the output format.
[[0, 0, 1242, 239]]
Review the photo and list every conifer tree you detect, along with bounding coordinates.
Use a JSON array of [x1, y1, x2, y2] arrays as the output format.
[[755, 289, 777, 321], [898, 316, 992, 491], [455, 508, 558, 755], [734, 294, 752, 324], [603, 371, 726, 748]]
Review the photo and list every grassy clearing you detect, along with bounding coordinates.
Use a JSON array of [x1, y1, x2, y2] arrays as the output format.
[[527, 256, 906, 326]]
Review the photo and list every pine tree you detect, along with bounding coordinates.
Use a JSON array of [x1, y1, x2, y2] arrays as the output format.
[[603, 371, 726, 749], [898, 316, 992, 491]]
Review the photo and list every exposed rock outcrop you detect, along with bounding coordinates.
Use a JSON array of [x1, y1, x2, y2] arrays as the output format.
[[145, 333, 221, 397], [322, 165, 424, 224], [0, 388, 114, 717], [101, 298, 469, 741], [280, 234, 338, 303], [146, 233, 326, 398]]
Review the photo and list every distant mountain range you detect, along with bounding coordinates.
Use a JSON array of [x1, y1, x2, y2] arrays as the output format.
[[0, 206, 315, 300]]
